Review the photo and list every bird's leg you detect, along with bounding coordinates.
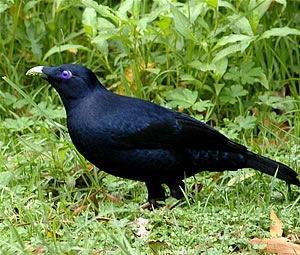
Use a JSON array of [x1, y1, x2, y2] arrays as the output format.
[[146, 181, 166, 204], [167, 181, 185, 199]]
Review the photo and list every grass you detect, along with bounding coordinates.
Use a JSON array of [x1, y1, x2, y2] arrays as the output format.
[[1, 0, 300, 254]]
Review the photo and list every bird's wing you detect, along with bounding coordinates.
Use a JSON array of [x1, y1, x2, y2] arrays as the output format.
[[112, 112, 246, 151]]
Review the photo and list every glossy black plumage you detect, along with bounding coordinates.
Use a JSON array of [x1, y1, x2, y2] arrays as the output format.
[[26, 64, 300, 201]]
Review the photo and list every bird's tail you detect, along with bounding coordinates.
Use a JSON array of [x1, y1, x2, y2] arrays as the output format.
[[245, 151, 300, 186]]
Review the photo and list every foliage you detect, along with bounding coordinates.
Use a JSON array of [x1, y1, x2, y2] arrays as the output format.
[[0, 0, 300, 253]]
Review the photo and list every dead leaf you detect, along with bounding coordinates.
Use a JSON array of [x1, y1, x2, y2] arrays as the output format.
[[67, 48, 78, 55], [226, 173, 256, 186], [96, 217, 113, 223], [73, 205, 87, 216], [249, 237, 300, 255], [100, 191, 123, 203], [33, 244, 45, 254], [270, 209, 283, 237], [130, 217, 151, 239], [72, 189, 102, 216]]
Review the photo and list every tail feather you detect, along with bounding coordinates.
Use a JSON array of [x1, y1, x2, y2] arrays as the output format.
[[245, 151, 300, 187]]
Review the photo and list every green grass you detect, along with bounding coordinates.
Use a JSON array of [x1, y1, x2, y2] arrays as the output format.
[[1, 0, 300, 254]]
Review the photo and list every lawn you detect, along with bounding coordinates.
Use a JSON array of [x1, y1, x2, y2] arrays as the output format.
[[0, 0, 300, 254]]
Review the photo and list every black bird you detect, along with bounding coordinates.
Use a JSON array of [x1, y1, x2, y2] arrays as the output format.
[[26, 64, 300, 201]]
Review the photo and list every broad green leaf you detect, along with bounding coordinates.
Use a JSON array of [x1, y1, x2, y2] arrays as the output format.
[[229, 85, 248, 97], [200, 0, 218, 8], [214, 57, 228, 80], [249, 0, 260, 33], [192, 100, 214, 112], [189, 61, 216, 72], [224, 60, 266, 86], [165, 87, 198, 109], [228, 15, 253, 36], [156, 16, 172, 37], [255, 0, 273, 18], [23, 1, 38, 12], [82, 7, 97, 37], [43, 44, 91, 61], [0, 3, 9, 13], [217, 34, 253, 46], [169, 3, 198, 43], [256, 73, 268, 90], [218, 1, 234, 11], [219, 85, 248, 105], [97, 18, 115, 30], [235, 115, 257, 130], [82, 0, 118, 24], [132, 0, 141, 19], [119, 0, 133, 14], [1, 92, 17, 106], [258, 95, 294, 111], [259, 27, 300, 40], [214, 83, 225, 96], [212, 44, 241, 63], [91, 30, 119, 44]]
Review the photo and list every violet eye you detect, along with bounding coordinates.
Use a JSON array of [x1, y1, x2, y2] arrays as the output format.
[[61, 70, 72, 79]]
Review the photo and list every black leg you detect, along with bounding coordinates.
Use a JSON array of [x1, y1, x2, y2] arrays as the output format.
[[167, 181, 185, 199], [146, 181, 166, 203]]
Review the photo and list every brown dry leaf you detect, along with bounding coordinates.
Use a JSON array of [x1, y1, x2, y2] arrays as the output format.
[[130, 217, 151, 239], [72, 205, 87, 216], [96, 217, 113, 223], [67, 48, 78, 55], [270, 209, 283, 237], [73, 189, 102, 216], [101, 191, 123, 203], [33, 244, 45, 254], [249, 237, 300, 255], [226, 173, 256, 186], [125, 62, 156, 84]]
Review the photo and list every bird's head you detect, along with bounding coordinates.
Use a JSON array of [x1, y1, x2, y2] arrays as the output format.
[[26, 64, 105, 109]]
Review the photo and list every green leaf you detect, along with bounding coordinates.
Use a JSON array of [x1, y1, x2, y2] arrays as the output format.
[[259, 27, 300, 40], [200, 0, 218, 8], [255, 0, 273, 18], [192, 100, 214, 112], [132, 0, 141, 19], [214, 57, 228, 80], [228, 15, 253, 36], [92, 30, 119, 44], [82, 0, 118, 23], [235, 115, 257, 130], [82, 7, 97, 37], [43, 44, 91, 61], [189, 61, 216, 72], [249, 0, 260, 33], [156, 16, 172, 37], [219, 85, 248, 105], [165, 87, 198, 109], [216, 34, 253, 47], [23, 1, 39, 12], [1, 92, 17, 106], [0, 3, 10, 13], [169, 3, 198, 43], [212, 44, 241, 63], [224, 60, 266, 86]]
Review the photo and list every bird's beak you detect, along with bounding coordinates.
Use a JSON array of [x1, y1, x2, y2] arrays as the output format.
[[26, 66, 45, 77]]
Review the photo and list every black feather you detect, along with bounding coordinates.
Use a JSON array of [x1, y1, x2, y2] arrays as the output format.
[[27, 64, 300, 201]]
